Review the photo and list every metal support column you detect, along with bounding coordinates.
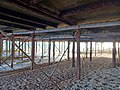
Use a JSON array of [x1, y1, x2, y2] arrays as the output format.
[[9, 39, 11, 54], [86, 42, 88, 59], [21, 39, 24, 60], [75, 30, 81, 80], [112, 41, 116, 67], [118, 42, 120, 61], [72, 40, 75, 67], [53, 41, 55, 62], [0, 34, 2, 65], [31, 33, 35, 70], [95, 42, 96, 56], [59, 41, 60, 55], [18, 39, 21, 56], [36, 41, 37, 55], [90, 41, 92, 61], [42, 40, 43, 59], [28, 40, 30, 53], [11, 33, 14, 68], [24, 41, 26, 53], [101, 42, 102, 55], [68, 41, 70, 60], [48, 39, 51, 64], [6, 39, 8, 57]]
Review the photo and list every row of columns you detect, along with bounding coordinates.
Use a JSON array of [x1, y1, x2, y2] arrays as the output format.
[[0, 32, 119, 80]]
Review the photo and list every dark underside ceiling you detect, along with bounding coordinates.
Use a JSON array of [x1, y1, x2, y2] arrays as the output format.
[[0, 0, 120, 36]]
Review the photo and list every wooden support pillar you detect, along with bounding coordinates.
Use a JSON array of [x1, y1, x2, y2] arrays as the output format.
[[0, 34, 2, 65], [48, 39, 51, 64], [112, 41, 116, 67], [86, 42, 88, 59], [72, 40, 75, 67], [68, 41, 70, 60], [95, 42, 97, 56], [11, 33, 14, 68], [53, 41, 55, 62], [75, 30, 81, 80], [90, 41, 92, 61], [31, 33, 35, 70]]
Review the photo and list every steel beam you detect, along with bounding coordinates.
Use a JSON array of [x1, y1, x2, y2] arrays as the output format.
[[9, 0, 73, 25], [0, 6, 58, 27], [13, 21, 120, 35], [60, 0, 119, 16], [0, 12, 46, 29]]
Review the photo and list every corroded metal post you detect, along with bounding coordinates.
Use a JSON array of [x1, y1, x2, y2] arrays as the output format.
[[48, 39, 51, 64], [28, 40, 30, 53], [75, 30, 81, 80], [68, 41, 70, 60], [0, 34, 2, 65], [112, 40, 116, 67], [11, 33, 14, 68], [21, 39, 24, 60], [31, 33, 35, 70], [24, 41, 26, 53], [101, 42, 102, 55], [118, 42, 120, 61], [90, 41, 92, 61], [6, 39, 8, 58], [53, 41, 55, 62], [59, 41, 60, 55], [95, 42, 96, 56], [72, 40, 75, 67], [86, 42, 88, 59], [35, 40, 37, 55], [19, 39, 21, 56], [42, 40, 43, 59], [9, 40, 11, 54]]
